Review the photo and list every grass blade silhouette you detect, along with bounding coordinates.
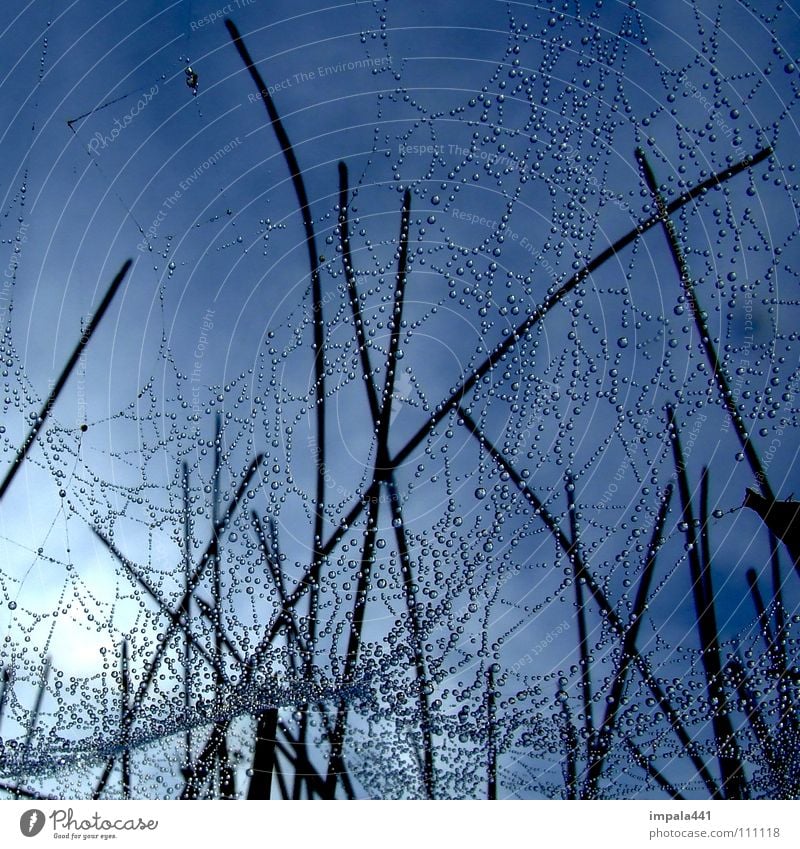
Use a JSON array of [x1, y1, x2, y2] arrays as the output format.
[[93, 454, 263, 798], [667, 410, 747, 798], [559, 688, 578, 800], [120, 641, 131, 799], [583, 484, 673, 798], [487, 665, 497, 800], [14, 657, 50, 799], [225, 20, 328, 795], [566, 474, 594, 780], [0, 666, 9, 733], [638, 150, 776, 507], [247, 708, 278, 800], [0, 259, 133, 502], [459, 407, 720, 797]]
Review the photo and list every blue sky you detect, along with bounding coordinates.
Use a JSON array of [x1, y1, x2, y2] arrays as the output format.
[[0, 0, 799, 799]]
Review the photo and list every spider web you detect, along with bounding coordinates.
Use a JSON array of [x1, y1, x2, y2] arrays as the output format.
[[0, 0, 798, 799]]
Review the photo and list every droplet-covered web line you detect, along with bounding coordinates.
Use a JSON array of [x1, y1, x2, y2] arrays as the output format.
[[1, 2, 799, 800]]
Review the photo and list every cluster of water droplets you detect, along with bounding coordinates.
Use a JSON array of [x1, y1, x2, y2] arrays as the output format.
[[0, 0, 798, 798]]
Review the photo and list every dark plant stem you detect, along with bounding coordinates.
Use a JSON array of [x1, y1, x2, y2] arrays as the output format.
[[24, 657, 50, 752], [727, 658, 776, 765], [559, 691, 578, 800], [90, 527, 227, 678], [248, 512, 302, 798], [487, 665, 497, 800], [765, 532, 797, 734], [0, 666, 9, 733], [323, 186, 412, 798], [583, 484, 673, 798], [209, 416, 234, 800], [733, 653, 800, 798], [0, 259, 132, 502], [272, 739, 332, 798], [92, 454, 263, 799], [747, 565, 798, 745], [386, 476, 435, 798], [182, 463, 194, 795], [340, 165, 434, 797], [458, 407, 721, 798], [212, 415, 223, 680], [15, 658, 50, 799], [324, 490, 381, 796], [279, 720, 354, 799], [0, 782, 51, 800], [637, 150, 775, 504], [566, 474, 594, 778], [377, 188, 412, 459], [92, 758, 114, 800], [180, 722, 229, 799], [251, 512, 305, 662], [246, 479, 382, 666], [128, 454, 262, 709], [120, 641, 131, 799], [247, 708, 278, 799], [273, 759, 290, 800], [338, 162, 381, 423], [226, 21, 328, 795], [388, 148, 773, 477], [667, 410, 747, 799], [699, 468, 714, 603], [193, 597, 245, 665]]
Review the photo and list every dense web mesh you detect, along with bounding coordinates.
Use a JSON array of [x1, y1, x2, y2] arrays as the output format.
[[0, 0, 798, 799]]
